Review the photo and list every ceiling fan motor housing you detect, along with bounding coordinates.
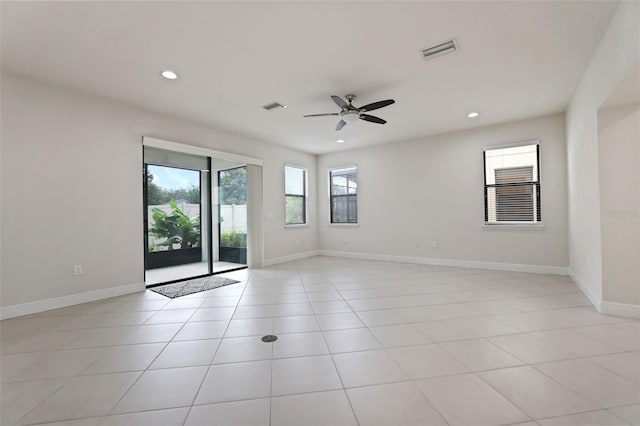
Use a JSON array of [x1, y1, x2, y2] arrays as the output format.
[[341, 95, 361, 122], [341, 110, 360, 122]]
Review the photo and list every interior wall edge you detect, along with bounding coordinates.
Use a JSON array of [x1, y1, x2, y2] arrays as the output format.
[[568, 268, 602, 313]]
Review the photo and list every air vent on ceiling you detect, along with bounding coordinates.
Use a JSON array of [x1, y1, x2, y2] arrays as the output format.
[[420, 39, 457, 61], [262, 102, 287, 111]]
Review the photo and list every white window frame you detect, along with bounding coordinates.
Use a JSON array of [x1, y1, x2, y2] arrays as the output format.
[[482, 140, 543, 229], [284, 163, 308, 227], [328, 164, 358, 226]]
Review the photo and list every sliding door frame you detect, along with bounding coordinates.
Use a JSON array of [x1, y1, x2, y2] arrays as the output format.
[[142, 137, 262, 286]]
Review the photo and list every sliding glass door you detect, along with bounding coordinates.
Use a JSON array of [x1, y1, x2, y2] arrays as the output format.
[[144, 147, 212, 285], [143, 146, 248, 285], [217, 166, 248, 271]]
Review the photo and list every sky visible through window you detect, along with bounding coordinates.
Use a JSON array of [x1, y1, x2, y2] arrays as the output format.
[[148, 165, 199, 190]]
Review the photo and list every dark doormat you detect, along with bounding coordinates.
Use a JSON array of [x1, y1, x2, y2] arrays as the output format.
[[149, 275, 240, 298]]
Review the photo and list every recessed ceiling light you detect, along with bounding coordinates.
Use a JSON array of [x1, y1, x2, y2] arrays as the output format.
[[336, 139, 345, 144], [161, 70, 178, 80], [467, 112, 479, 118]]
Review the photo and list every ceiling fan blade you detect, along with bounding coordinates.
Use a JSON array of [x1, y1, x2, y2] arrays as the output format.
[[303, 113, 340, 117], [335, 119, 347, 131], [359, 99, 395, 112], [360, 114, 387, 124], [331, 95, 349, 109]]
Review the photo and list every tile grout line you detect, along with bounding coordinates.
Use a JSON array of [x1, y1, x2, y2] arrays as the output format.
[[533, 407, 634, 425], [90, 292, 199, 422], [181, 273, 253, 425], [312, 281, 362, 425], [530, 359, 638, 414], [12, 375, 76, 425], [2, 259, 638, 425]]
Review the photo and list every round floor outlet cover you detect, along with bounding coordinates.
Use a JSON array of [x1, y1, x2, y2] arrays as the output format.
[[261, 335, 278, 342]]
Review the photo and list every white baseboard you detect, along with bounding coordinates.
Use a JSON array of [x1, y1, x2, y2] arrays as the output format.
[[601, 301, 640, 319], [568, 268, 602, 312], [262, 251, 640, 318], [263, 250, 320, 267], [317, 250, 569, 275], [0, 282, 145, 320], [566, 269, 640, 319]]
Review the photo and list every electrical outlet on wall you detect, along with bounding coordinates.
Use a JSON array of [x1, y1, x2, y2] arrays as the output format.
[[432, 240, 438, 248], [73, 265, 83, 276], [412, 241, 419, 248]]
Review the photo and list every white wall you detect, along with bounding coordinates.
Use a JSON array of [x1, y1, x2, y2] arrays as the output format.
[[598, 105, 640, 307], [317, 113, 568, 271], [0, 73, 317, 313], [565, 1, 640, 307]]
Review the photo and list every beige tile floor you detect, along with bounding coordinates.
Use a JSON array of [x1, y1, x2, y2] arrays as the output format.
[[1, 256, 639, 425]]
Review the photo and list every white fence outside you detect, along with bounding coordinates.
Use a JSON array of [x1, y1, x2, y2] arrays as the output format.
[[148, 203, 247, 249], [219, 204, 247, 233]]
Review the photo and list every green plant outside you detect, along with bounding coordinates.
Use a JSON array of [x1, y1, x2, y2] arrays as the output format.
[[149, 200, 200, 252], [220, 230, 247, 248]]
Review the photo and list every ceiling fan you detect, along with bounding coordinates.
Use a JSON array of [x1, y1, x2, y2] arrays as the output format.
[[304, 94, 395, 131]]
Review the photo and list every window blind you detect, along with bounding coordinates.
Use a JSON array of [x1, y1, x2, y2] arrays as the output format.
[[484, 144, 541, 223], [143, 146, 208, 171]]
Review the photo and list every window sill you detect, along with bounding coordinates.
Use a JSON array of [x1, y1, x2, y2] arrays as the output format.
[[328, 223, 359, 228], [284, 224, 309, 229], [483, 223, 544, 230]]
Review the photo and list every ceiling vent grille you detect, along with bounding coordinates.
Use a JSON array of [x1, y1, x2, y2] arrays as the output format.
[[262, 102, 286, 111], [420, 39, 457, 61]]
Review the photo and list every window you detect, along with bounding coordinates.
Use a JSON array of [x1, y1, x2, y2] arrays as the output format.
[[484, 143, 541, 224], [285, 165, 307, 225], [330, 166, 357, 223]]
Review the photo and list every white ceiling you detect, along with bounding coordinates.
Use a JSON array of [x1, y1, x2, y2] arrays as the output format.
[[1, 1, 618, 154]]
